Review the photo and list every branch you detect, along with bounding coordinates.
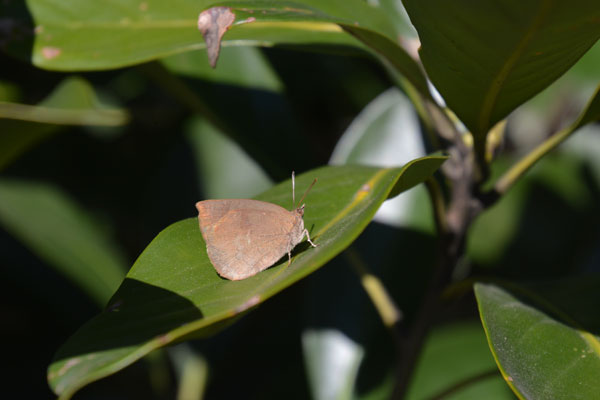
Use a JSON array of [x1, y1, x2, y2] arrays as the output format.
[[393, 114, 484, 399]]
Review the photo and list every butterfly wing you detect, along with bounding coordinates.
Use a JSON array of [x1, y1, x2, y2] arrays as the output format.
[[197, 199, 302, 280]]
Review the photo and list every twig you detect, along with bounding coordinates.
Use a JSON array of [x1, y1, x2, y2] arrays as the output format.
[[391, 226, 465, 400], [392, 116, 485, 399]]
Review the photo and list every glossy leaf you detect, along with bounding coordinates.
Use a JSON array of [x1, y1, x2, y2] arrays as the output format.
[[0, 179, 127, 306], [475, 282, 600, 399], [25, 0, 383, 70], [403, 0, 600, 154], [0, 77, 128, 170], [47, 157, 447, 399], [22, 0, 430, 97]]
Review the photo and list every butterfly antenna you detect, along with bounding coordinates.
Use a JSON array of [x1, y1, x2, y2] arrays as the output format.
[[292, 171, 296, 209], [297, 177, 318, 208]]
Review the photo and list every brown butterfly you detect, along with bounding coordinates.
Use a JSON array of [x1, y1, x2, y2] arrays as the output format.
[[196, 173, 317, 280]]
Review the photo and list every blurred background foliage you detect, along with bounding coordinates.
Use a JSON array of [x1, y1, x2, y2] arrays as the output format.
[[1, 1, 600, 399]]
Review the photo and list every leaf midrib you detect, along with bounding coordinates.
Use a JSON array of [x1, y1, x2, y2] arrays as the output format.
[[477, 0, 553, 135]]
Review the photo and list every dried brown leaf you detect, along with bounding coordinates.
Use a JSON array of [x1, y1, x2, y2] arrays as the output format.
[[197, 7, 236, 68]]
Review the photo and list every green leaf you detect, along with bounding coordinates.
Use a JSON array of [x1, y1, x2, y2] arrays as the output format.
[[0, 76, 128, 125], [47, 157, 447, 399], [339, 25, 430, 97], [403, 0, 600, 154], [0, 180, 127, 306], [23, 0, 430, 97], [475, 281, 600, 400], [24, 0, 376, 70], [0, 77, 128, 170]]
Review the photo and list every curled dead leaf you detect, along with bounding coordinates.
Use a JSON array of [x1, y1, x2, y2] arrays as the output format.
[[197, 7, 235, 68]]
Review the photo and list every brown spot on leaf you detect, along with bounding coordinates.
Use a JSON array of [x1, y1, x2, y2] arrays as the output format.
[[58, 357, 81, 376], [235, 295, 261, 313], [197, 7, 236, 68], [41, 46, 61, 60], [157, 333, 171, 344]]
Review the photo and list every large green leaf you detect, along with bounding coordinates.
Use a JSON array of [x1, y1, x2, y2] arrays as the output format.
[[475, 281, 600, 399], [21, 0, 430, 97], [0, 77, 128, 170], [0, 180, 127, 306], [47, 157, 447, 399], [24, 0, 385, 69], [403, 0, 600, 155]]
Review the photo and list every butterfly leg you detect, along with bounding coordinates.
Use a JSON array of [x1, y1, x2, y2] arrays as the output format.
[[303, 228, 318, 248]]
